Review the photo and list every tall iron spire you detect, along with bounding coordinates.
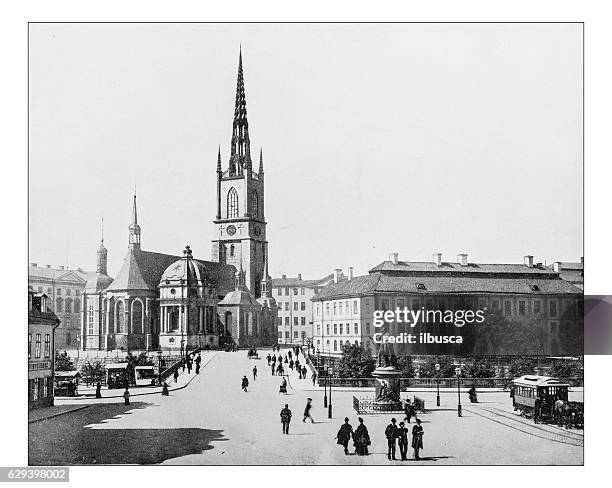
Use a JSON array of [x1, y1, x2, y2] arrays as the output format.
[[258, 147, 264, 174], [229, 46, 251, 175], [217, 145, 222, 173], [97, 217, 108, 274], [128, 189, 141, 250]]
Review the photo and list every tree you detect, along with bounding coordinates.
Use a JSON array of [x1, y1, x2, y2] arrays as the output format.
[[55, 350, 75, 371], [397, 355, 415, 377], [80, 360, 105, 385], [338, 344, 376, 378], [508, 357, 536, 378], [464, 358, 496, 378], [551, 359, 583, 381], [417, 356, 457, 378], [473, 310, 547, 355], [123, 352, 155, 386]]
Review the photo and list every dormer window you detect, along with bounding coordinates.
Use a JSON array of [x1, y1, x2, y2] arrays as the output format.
[[416, 283, 426, 290], [531, 285, 540, 292]]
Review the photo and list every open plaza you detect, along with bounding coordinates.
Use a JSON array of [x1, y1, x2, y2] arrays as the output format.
[[29, 347, 583, 466]]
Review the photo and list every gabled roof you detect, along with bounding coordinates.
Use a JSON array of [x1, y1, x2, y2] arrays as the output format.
[[29, 266, 94, 284], [105, 249, 180, 292]]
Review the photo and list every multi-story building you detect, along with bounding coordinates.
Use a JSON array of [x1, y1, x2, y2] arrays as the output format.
[[80, 49, 278, 352], [551, 258, 584, 290], [272, 270, 344, 345], [28, 263, 93, 349], [28, 287, 59, 409], [312, 253, 584, 357]]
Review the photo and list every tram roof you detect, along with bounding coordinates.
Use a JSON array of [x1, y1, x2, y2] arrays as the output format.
[[512, 375, 570, 387]]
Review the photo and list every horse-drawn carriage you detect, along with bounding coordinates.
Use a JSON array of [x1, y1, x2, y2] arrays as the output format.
[[247, 347, 259, 359], [511, 375, 583, 428]]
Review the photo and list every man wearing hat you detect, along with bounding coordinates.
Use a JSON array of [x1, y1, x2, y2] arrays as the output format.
[[303, 398, 314, 423]]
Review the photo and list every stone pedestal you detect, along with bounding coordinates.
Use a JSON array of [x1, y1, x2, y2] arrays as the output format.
[[372, 366, 402, 406]]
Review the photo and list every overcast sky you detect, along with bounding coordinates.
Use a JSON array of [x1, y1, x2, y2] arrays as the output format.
[[29, 23, 583, 279]]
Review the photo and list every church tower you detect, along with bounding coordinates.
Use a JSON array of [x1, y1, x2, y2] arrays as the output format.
[[212, 48, 267, 298], [128, 191, 141, 251], [97, 218, 108, 275]]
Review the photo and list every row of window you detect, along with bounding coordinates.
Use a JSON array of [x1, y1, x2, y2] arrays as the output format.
[[317, 300, 360, 317], [278, 331, 308, 339], [28, 333, 51, 359], [35, 286, 81, 297], [276, 287, 309, 296], [315, 338, 360, 352], [55, 297, 81, 313], [315, 323, 360, 336], [278, 301, 308, 312], [279, 316, 308, 326]]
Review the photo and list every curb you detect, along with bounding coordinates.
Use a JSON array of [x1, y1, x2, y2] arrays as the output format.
[[29, 405, 90, 424]]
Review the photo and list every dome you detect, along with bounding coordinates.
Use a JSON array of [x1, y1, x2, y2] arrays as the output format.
[[85, 273, 113, 293], [160, 246, 211, 287], [219, 289, 261, 308]]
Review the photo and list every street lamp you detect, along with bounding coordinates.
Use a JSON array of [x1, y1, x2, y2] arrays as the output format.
[[157, 350, 163, 386], [435, 362, 441, 407], [328, 366, 333, 418], [455, 366, 462, 417]]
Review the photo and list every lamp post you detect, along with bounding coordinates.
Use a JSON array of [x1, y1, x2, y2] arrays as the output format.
[[157, 350, 163, 386], [328, 366, 333, 418], [455, 366, 462, 417], [435, 362, 441, 407]]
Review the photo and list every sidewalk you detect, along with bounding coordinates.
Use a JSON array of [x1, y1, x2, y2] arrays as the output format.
[[54, 351, 217, 405]]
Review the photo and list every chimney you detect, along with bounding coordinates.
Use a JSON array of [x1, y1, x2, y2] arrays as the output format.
[[297, 273, 302, 280], [30, 263, 37, 267], [392, 253, 399, 265], [333, 268, 342, 284], [553, 261, 562, 272], [523, 255, 534, 268], [282, 274, 286, 279], [46, 264, 51, 268], [432, 253, 442, 267], [59, 266, 64, 270], [580, 256, 584, 264], [457, 253, 468, 266], [348, 266, 354, 280]]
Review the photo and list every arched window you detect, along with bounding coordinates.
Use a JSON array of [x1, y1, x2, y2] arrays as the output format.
[[227, 187, 239, 218], [333, 340, 338, 351], [65, 297, 72, 313], [251, 191, 259, 218], [132, 300, 143, 334], [116, 300, 125, 333], [56, 297, 63, 313]]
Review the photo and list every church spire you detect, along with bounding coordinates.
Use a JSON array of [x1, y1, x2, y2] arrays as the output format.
[[258, 147, 264, 174], [261, 250, 272, 297], [128, 190, 141, 250], [97, 217, 108, 275], [229, 46, 251, 175], [217, 145, 222, 173]]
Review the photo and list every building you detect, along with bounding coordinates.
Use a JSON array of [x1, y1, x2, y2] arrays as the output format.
[[28, 263, 94, 349], [551, 258, 584, 290], [80, 49, 278, 352], [28, 287, 59, 409], [312, 253, 584, 357], [272, 269, 346, 345]]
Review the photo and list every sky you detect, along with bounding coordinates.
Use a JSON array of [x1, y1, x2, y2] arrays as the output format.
[[28, 23, 583, 279]]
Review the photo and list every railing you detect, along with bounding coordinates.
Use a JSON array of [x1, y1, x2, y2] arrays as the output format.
[[328, 376, 583, 389], [159, 347, 202, 384], [352, 395, 426, 414]]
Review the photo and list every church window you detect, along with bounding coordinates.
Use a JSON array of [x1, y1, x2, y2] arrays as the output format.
[[74, 298, 80, 313], [57, 288, 62, 295], [251, 191, 259, 218], [116, 300, 125, 333], [65, 298, 72, 313], [227, 187, 239, 218], [56, 297, 63, 312], [88, 305, 94, 334], [66, 289, 71, 296]]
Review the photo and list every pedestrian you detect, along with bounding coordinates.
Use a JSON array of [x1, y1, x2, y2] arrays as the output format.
[[161, 381, 169, 396], [411, 418, 424, 460], [182, 360, 186, 373], [303, 398, 314, 423], [289, 360, 294, 371], [353, 417, 370, 456], [271, 363, 276, 375], [311, 371, 317, 386], [468, 385, 478, 403], [195, 352, 202, 368], [95, 381, 102, 399], [173, 369, 179, 383], [253, 365, 258, 380], [336, 417, 354, 455], [195, 363, 201, 375], [288, 350, 292, 360], [187, 361, 192, 374], [279, 377, 288, 394], [242, 375, 249, 392], [123, 387, 130, 406], [267, 353, 271, 366], [277, 363, 284, 376], [385, 418, 399, 460], [404, 398, 416, 424], [302, 366, 308, 380], [397, 421, 409, 461], [280, 404, 292, 434], [284, 355, 288, 364], [534, 396, 542, 424]]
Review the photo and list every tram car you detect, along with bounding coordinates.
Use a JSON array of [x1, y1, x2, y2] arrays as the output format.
[[511, 375, 582, 426]]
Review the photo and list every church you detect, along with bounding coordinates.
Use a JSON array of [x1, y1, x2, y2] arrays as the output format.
[[80, 50, 278, 352]]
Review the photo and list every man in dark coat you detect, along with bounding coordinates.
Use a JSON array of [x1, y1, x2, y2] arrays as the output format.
[[173, 370, 179, 383], [302, 365, 308, 380], [353, 417, 370, 456], [397, 421, 409, 461], [241, 375, 249, 392], [336, 417, 354, 455], [280, 404, 292, 434], [95, 382, 102, 399], [411, 418, 424, 459], [404, 399, 416, 424], [303, 398, 314, 423], [385, 418, 399, 460], [271, 363, 276, 375], [267, 354, 272, 366], [253, 365, 258, 381]]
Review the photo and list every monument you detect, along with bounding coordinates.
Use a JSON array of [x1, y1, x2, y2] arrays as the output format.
[[372, 334, 402, 409]]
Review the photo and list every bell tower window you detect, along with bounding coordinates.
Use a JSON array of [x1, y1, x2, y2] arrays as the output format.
[[227, 187, 239, 219]]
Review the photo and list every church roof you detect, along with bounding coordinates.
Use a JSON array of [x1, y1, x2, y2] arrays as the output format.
[[85, 272, 114, 293], [218, 289, 262, 308], [105, 249, 180, 292]]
